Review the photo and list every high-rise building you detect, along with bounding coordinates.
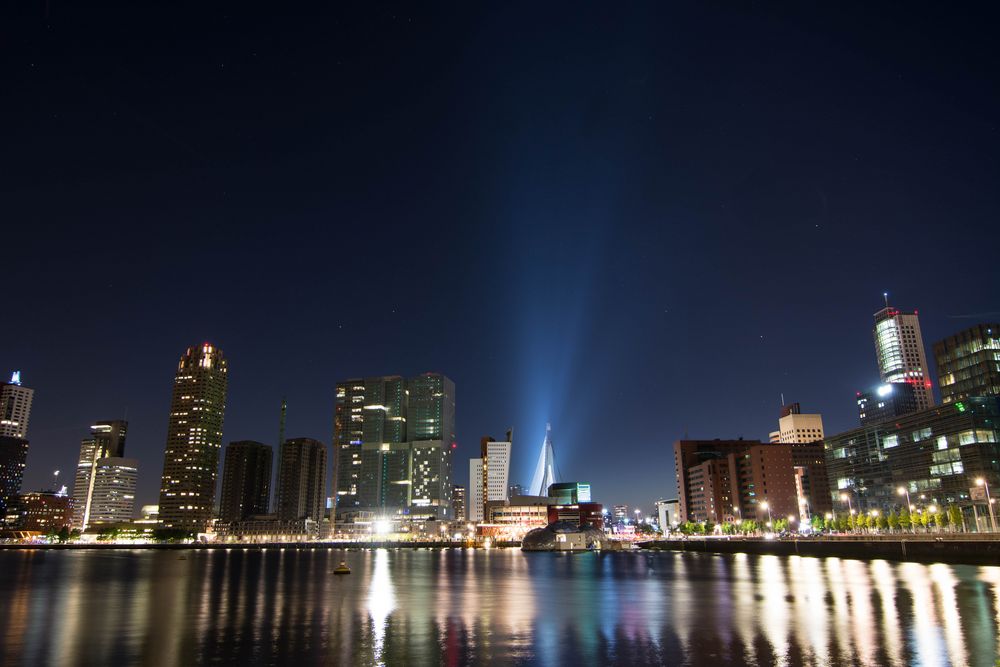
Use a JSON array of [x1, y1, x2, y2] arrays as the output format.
[[872, 303, 934, 411], [219, 440, 273, 523], [88, 458, 138, 524], [508, 483, 524, 498], [73, 420, 130, 529], [276, 438, 327, 522], [824, 397, 1000, 517], [157, 343, 228, 532], [0, 436, 29, 519], [481, 432, 512, 513], [856, 383, 919, 426], [333, 373, 454, 517], [529, 423, 557, 496], [674, 439, 828, 525], [451, 484, 466, 522], [768, 403, 825, 443], [468, 458, 484, 522], [0, 371, 34, 438], [934, 323, 1000, 404]]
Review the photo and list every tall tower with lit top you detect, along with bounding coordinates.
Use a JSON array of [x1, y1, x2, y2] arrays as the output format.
[[157, 343, 228, 531], [872, 297, 934, 411]]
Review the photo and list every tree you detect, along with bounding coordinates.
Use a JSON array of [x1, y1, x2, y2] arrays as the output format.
[[152, 527, 194, 543], [847, 515, 856, 531], [773, 518, 789, 533], [810, 515, 824, 532], [824, 518, 834, 532], [932, 511, 945, 530], [721, 522, 735, 535], [876, 514, 888, 531], [837, 516, 848, 532], [57, 526, 70, 543], [887, 510, 899, 531], [899, 508, 912, 532], [947, 505, 963, 532], [918, 511, 931, 530]]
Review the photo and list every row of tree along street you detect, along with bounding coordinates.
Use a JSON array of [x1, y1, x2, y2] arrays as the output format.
[[672, 504, 974, 536]]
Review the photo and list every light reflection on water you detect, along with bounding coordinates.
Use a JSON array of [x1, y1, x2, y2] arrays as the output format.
[[0, 548, 997, 666]]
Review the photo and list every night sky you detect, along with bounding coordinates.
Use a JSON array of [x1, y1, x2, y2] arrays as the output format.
[[4, 3, 999, 512]]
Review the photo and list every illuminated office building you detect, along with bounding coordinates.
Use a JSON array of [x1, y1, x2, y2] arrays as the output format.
[[89, 458, 138, 524], [0, 436, 29, 519], [157, 343, 228, 532], [219, 440, 272, 523], [856, 382, 919, 426], [11, 490, 73, 532], [824, 397, 1000, 515], [451, 484, 466, 522], [333, 373, 454, 517], [481, 432, 512, 516], [72, 420, 129, 529], [872, 303, 934, 411], [468, 458, 484, 521], [0, 371, 33, 439], [934, 323, 1000, 404]]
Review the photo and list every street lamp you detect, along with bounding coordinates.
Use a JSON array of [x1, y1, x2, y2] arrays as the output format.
[[840, 493, 853, 515], [976, 478, 997, 532], [761, 500, 772, 530], [897, 486, 914, 534]]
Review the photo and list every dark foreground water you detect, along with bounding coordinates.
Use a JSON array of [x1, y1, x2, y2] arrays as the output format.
[[0, 548, 998, 666]]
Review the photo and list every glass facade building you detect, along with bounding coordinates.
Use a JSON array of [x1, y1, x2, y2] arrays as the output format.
[[934, 323, 1000, 404], [824, 397, 1000, 515], [872, 305, 934, 411], [333, 373, 454, 517]]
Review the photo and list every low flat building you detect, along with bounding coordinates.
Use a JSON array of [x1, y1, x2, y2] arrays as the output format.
[[216, 515, 318, 542]]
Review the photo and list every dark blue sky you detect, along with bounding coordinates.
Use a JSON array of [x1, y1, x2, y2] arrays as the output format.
[[3, 2, 999, 511]]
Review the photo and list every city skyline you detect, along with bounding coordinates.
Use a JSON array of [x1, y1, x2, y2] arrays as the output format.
[[3, 306, 997, 513], [4, 4, 1000, 511]]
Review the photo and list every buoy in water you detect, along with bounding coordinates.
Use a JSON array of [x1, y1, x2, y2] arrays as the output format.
[[334, 560, 351, 575]]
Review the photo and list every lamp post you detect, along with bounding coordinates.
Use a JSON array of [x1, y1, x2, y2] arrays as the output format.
[[870, 509, 880, 534], [761, 501, 772, 531], [840, 493, 853, 515], [897, 486, 914, 533], [977, 478, 997, 532]]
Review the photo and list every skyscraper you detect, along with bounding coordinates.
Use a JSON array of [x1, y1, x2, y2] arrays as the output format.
[[451, 484, 466, 522], [468, 458, 484, 522], [481, 432, 512, 518], [872, 302, 934, 410], [219, 440, 273, 523], [276, 437, 327, 522], [73, 420, 130, 529], [157, 343, 228, 532], [333, 373, 454, 517], [529, 423, 557, 497], [88, 457, 138, 524], [934, 323, 1000, 404], [0, 371, 34, 439], [0, 436, 29, 519]]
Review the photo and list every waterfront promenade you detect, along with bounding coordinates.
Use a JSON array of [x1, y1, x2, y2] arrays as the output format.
[[639, 534, 1000, 565]]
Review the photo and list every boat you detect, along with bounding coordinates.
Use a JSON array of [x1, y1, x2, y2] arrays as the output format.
[[333, 561, 351, 575]]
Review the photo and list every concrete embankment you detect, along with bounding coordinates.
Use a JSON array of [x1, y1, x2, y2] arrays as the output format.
[[0, 540, 523, 551], [638, 536, 1000, 566]]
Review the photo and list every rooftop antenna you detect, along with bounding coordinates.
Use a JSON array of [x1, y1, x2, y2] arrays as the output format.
[[277, 397, 287, 449], [883, 291, 889, 308], [780, 392, 785, 407]]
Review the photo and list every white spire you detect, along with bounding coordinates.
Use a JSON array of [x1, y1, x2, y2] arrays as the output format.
[[529, 423, 557, 496]]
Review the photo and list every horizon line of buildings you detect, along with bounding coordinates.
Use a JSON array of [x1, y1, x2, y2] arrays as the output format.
[[669, 305, 999, 531]]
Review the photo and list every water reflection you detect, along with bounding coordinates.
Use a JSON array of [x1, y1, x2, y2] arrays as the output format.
[[0, 549, 997, 666]]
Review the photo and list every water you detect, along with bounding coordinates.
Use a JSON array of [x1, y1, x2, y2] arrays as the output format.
[[0, 548, 998, 666]]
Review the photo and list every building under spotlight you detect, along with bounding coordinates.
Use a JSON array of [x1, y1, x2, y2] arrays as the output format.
[[872, 302, 934, 411], [529, 423, 557, 496]]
